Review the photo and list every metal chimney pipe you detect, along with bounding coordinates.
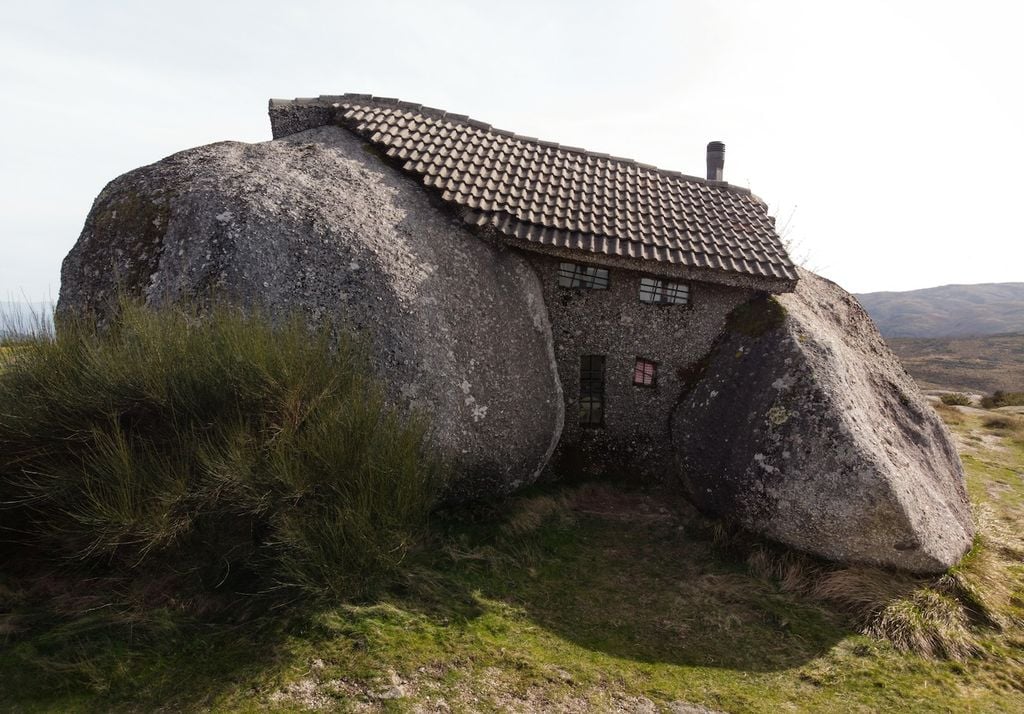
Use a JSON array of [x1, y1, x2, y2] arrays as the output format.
[[706, 141, 725, 181]]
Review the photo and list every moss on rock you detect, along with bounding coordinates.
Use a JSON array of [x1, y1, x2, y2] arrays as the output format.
[[79, 189, 170, 307], [726, 295, 787, 337]]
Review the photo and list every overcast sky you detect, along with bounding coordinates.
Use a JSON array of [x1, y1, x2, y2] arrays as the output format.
[[2, 0, 1021, 302]]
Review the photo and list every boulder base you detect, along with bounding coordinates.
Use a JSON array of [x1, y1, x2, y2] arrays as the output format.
[[58, 126, 564, 500], [671, 269, 973, 573]]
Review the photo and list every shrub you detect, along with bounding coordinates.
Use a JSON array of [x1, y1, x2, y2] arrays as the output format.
[[980, 390, 1024, 409], [940, 393, 972, 407], [0, 302, 446, 600], [931, 400, 963, 424]]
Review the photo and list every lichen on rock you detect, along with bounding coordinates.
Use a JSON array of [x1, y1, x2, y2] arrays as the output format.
[[58, 127, 564, 501], [671, 268, 973, 573]]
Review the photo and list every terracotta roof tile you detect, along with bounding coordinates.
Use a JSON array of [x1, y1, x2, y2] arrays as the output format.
[[269, 95, 798, 288]]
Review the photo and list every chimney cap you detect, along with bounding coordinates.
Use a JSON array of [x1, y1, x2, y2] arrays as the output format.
[[707, 141, 726, 152]]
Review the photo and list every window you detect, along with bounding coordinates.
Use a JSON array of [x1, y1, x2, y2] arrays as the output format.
[[633, 357, 657, 387], [639, 277, 689, 305], [559, 262, 609, 290], [579, 355, 605, 426]]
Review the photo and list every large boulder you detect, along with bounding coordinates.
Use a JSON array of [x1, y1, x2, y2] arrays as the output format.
[[671, 269, 973, 573], [58, 126, 564, 501]]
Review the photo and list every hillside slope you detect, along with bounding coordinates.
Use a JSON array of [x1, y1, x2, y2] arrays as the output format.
[[855, 282, 1024, 338], [887, 333, 1024, 394]]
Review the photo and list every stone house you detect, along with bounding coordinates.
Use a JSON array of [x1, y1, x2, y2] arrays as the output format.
[[268, 95, 798, 477], [58, 93, 972, 571]]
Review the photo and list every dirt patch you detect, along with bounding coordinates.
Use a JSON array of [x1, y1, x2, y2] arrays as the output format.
[[267, 663, 413, 711], [952, 430, 1009, 455], [566, 482, 680, 522]]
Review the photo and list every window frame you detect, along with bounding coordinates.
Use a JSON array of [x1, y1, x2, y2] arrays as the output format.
[[638, 276, 691, 306], [633, 357, 658, 388], [579, 354, 606, 427], [558, 262, 610, 291]]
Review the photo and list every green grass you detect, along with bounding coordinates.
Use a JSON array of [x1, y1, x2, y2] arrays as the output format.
[[1, 313, 1023, 711], [0, 302, 445, 603], [6, 469, 1022, 712]]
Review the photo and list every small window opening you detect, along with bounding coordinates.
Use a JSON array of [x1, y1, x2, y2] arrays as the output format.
[[579, 354, 605, 426], [633, 357, 657, 387], [639, 277, 689, 305], [559, 262, 610, 290]]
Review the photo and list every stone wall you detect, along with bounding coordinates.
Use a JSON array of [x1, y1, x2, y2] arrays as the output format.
[[268, 99, 338, 139], [525, 252, 753, 478]]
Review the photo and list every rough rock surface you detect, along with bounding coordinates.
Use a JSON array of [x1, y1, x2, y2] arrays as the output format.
[[671, 268, 973, 573], [58, 126, 564, 500]]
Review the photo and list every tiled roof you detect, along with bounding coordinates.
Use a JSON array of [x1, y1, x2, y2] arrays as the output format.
[[269, 95, 798, 290]]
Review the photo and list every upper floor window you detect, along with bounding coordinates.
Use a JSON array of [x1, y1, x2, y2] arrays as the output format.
[[639, 277, 689, 305], [559, 262, 609, 290]]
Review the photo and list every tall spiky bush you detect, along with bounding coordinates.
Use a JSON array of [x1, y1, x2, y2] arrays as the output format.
[[0, 302, 446, 599]]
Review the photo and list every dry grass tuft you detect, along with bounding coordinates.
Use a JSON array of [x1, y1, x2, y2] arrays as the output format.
[[742, 532, 1018, 661], [500, 494, 574, 537], [932, 400, 964, 424], [866, 589, 979, 659], [982, 416, 1020, 432], [746, 546, 818, 593], [807, 566, 919, 617]]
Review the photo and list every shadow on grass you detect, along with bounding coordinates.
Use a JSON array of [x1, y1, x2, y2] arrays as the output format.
[[0, 480, 862, 710], [417, 480, 853, 673], [0, 560, 308, 712]]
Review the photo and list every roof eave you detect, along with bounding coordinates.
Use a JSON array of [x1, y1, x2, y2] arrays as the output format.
[[469, 223, 798, 294]]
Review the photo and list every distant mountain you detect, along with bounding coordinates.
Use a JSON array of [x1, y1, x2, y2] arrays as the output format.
[[855, 283, 1024, 338], [0, 301, 54, 338]]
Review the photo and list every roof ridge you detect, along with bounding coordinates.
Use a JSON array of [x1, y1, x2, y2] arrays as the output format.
[[269, 94, 757, 200]]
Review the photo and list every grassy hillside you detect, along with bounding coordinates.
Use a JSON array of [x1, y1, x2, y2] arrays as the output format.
[[2, 406, 1023, 711], [887, 333, 1024, 394], [856, 283, 1024, 338]]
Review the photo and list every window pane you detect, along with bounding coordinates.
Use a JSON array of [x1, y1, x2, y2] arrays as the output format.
[[559, 262, 609, 290], [558, 263, 577, 288], [580, 354, 605, 425], [639, 277, 689, 305], [588, 267, 610, 289], [640, 278, 666, 303], [633, 357, 656, 386], [580, 397, 603, 424], [639, 279, 653, 302], [664, 281, 690, 304]]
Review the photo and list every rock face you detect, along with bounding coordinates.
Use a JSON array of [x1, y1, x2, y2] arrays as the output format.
[[671, 268, 973, 573], [57, 117, 975, 573], [58, 126, 564, 500]]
